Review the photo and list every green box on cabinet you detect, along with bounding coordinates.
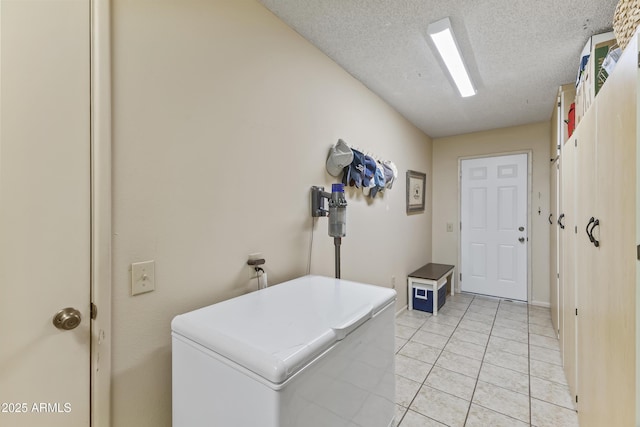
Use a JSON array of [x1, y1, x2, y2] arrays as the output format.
[[575, 31, 616, 123], [593, 39, 617, 95]]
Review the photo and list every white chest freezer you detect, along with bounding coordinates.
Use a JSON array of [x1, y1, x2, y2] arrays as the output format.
[[171, 275, 396, 427]]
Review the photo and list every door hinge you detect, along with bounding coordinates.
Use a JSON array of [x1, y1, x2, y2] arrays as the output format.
[[637, 245, 640, 260], [91, 302, 98, 320], [557, 273, 560, 279], [460, 273, 462, 282], [576, 308, 578, 316], [558, 102, 561, 107], [576, 395, 579, 403], [637, 51, 640, 68], [575, 139, 577, 147], [575, 226, 578, 234]]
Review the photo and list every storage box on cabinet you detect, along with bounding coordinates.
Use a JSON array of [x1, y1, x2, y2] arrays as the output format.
[[575, 32, 616, 124], [412, 282, 446, 313]]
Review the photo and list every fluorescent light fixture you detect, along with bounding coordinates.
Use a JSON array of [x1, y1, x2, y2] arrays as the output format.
[[427, 17, 476, 97]]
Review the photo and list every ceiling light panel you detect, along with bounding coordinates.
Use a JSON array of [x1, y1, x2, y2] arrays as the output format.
[[428, 17, 476, 98]]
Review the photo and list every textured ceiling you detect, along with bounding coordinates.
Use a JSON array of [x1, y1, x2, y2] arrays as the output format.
[[257, 0, 619, 138]]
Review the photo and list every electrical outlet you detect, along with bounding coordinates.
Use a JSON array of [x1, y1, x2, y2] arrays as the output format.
[[131, 260, 155, 296], [446, 222, 454, 232], [248, 252, 263, 262]]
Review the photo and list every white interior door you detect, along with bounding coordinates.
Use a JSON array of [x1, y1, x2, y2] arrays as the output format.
[[461, 154, 528, 300], [0, 1, 91, 425]]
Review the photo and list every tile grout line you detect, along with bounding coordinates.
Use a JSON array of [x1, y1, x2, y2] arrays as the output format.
[[396, 293, 476, 426], [472, 401, 534, 426], [399, 294, 536, 426], [394, 309, 436, 426], [399, 296, 472, 424], [527, 307, 578, 425], [464, 298, 516, 425], [398, 298, 564, 426], [462, 297, 500, 426], [395, 309, 438, 426], [530, 396, 582, 415]]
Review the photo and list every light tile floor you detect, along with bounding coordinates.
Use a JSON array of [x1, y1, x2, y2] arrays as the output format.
[[394, 292, 579, 427]]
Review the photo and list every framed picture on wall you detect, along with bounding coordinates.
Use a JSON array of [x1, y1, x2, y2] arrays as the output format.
[[406, 170, 426, 214]]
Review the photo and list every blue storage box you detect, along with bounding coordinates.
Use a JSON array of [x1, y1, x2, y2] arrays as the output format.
[[412, 283, 446, 313]]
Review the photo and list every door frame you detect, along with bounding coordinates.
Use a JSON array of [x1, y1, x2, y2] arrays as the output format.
[[457, 150, 532, 301], [90, 1, 112, 426]]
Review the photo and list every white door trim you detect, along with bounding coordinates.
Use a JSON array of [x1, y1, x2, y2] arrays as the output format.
[[90, 1, 112, 426], [457, 150, 532, 302]]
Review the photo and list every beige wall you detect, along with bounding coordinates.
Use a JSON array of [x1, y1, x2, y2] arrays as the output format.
[[111, 0, 432, 425], [431, 122, 551, 306]]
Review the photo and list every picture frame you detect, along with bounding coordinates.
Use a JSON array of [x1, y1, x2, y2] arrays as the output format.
[[406, 170, 426, 214]]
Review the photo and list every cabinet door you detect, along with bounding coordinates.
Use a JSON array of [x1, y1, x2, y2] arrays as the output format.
[[560, 134, 577, 399], [575, 102, 596, 412], [577, 32, 637, 427], [550, 160, 559, 335], [557, 155, 565, 351]]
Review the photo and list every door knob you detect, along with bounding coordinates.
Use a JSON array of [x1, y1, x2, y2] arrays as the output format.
[[52, 307, 82, 330], [518, 237, 525, 243]]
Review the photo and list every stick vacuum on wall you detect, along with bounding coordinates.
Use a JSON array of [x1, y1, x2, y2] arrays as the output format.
[[311, 183, 347, 279]]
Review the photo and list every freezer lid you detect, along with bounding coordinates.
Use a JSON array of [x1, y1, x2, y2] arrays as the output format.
[[171, 275, 396, 384]]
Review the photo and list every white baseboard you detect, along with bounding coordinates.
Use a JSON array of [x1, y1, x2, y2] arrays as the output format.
[[530, 300, 551, 308], [395, 305, 408, 316]]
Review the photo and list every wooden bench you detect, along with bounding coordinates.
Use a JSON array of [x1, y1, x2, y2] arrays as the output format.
[[407, 263, 455, 316]]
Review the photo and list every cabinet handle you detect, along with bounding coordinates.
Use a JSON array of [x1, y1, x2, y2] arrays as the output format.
[[558, 213, 565, 229], [549, 213, 553, 225], [590, 219, 600, 248], [586, 217, 595, 243]]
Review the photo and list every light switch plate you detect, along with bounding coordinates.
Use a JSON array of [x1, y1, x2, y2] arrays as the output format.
[[131, 260, 155, 296], [446, 222, 454, 232]]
